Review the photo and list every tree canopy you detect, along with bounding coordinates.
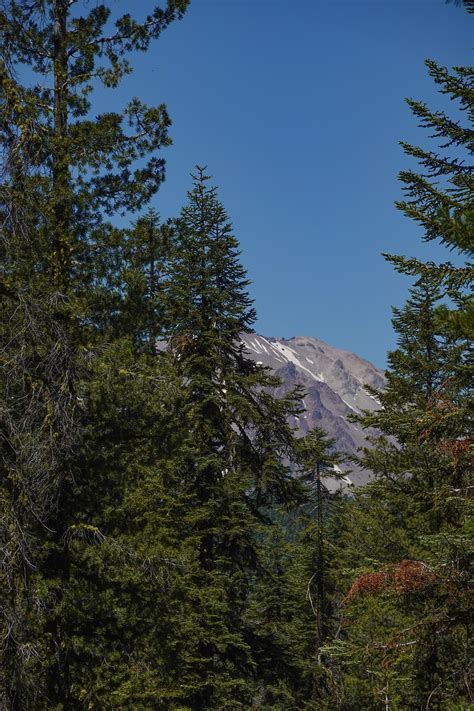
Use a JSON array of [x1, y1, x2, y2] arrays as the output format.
[[0, 2, 472, 709]]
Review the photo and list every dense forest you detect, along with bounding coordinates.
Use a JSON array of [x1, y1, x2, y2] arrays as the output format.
[[0, 1, 472, 709]]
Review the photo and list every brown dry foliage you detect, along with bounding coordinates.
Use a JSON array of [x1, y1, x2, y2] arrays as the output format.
[[345, 560, 438, 602], [344, 571, 390, 602], [392, 560, 437, 593], [438, 438, 473, 470]]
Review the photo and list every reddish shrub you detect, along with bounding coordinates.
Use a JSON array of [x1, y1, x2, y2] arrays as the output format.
[[344, 571, 389, 602], [345, 560, 437, 602], [392, 560, 437, 594]]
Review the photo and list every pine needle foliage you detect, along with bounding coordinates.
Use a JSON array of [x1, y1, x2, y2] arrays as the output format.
[[0, 2, 188, 707], [325, 51, 473, 710]]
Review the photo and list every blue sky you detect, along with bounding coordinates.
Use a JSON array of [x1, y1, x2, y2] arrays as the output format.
[[99, 0, 470, 367]]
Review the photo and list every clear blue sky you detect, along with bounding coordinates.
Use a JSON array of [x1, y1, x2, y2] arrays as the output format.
[[98, 0, 471, 367]]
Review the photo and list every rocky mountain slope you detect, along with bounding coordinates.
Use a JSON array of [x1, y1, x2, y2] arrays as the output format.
[[242, 334, 385, 486]]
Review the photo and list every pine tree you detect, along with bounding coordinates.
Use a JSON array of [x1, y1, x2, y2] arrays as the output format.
[[53, 209, 182, 707], [0, 2, 188, 707]]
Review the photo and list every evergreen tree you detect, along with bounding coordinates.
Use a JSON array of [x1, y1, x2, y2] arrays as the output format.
[[386, 58, 473, 339], [164, 168, 304, 514], [54, 211, 181, 707], [248, 428, 345, 709], [297, 430, 342, 646], [323, 55, 473, 709], [0, 2, 188, 707], [118, 168, 305, 708], [325, 277, 470, 708]]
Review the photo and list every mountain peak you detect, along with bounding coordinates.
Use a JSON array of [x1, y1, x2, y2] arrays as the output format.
[[242, 333, 384, 486]]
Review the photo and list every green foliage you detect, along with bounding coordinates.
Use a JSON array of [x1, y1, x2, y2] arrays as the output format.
[[118, 169, 307, 708], [0, 2, 188, 708], [1, 2, 472, 709], [322, 55, 473, 710]]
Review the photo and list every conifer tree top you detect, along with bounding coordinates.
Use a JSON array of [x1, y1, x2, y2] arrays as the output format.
[[165, 166, 257, 352]]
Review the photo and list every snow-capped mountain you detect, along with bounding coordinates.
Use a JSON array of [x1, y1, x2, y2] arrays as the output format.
[[242, 334, 385, 486]]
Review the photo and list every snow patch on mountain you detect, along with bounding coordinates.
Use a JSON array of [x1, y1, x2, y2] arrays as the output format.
[[270, 342, 325, 382]]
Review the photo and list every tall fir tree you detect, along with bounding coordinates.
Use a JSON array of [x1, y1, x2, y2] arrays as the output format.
[[116, 168, 305, 708]]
